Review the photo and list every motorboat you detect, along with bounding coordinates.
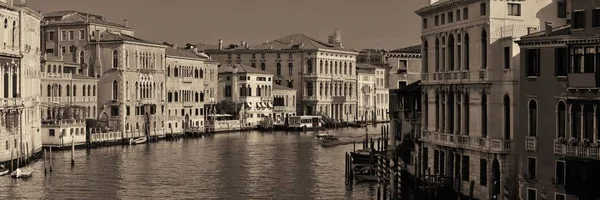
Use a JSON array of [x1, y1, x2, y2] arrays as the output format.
[[130, 137, 148, 145], [316, 132, 332, 139], [11, 167, 34, 178], [0, 165, 9, 176]]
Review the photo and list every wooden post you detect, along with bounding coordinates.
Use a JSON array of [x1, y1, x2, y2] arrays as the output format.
[[44, 149, 47, 174], [377, 186, 381, 200], [10, 150, 13, 171], [71, 138, 75, 166], [49, 146, 53, 172]]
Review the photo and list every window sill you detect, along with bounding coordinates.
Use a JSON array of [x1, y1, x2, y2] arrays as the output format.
[[526, 76, 538, 81], [556, 76, 567, 81]]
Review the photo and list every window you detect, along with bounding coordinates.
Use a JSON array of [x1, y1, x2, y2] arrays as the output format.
[[482, 94, 487, 138], [504, 95, 511, 140], [480, 159, 487, 186], [585, 47, 595, 73], [434, 15, 439, 26], [261, 62, 266, 71], [555, 193, 565, 200], [47, 31, 55, 41], [527, 189, 536, 200], [555, 161, 565, 185], [307, 59, 313, 73], [61, 46, 66, 54], [594, 9, 600, 28], [46, 48, 54, 54], [463, 7, 469, 20], [456, 9, 461, 21], [287, 80, 293, 88], [557, 0, 566, 18], [68, 30, 74, 40], [504, 47, 510, 69], [480, 3, 486, 16], [49, 129, 55, 137], [112, 81, 118, 100], [528, 100, 537, 136], [462, 155, 469, 181], [434, 150, 439, 174], [573, 10, 585, 29], [422, 18, 427, 29], [526, 49, 540, 77], [69, 45, 75, 53], [423, 41, 428, 73], [79, 51, 85, 64], [507, 3, 521, 16], [448, 11, 453, 23], [435, 38, 440, 71], [277, 53, 281, 59], [527, 157, 537, 180], [572, 47, 583, 73], [113, 50, 119, 68], [441, 14, 445, 25], [288, 62, 293, 75], [79, 30, 86, 40], [276, 62, 282, 75], [557, 101, 566, 138], [464, 34, 469, 70], [555, 48, 568, 76], [61, 31, 67, 41], [481, 30, 487, 69]]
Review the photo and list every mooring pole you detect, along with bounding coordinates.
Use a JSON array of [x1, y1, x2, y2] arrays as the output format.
[[49, 146, 53, 172], [71, 138, 75, 166], [44, 149, 47, 174]]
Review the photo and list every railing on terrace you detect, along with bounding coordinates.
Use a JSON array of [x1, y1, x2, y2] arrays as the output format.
[[526, 136, 537, 152], [40, 72, 72, 79], [421, 131, 511, 153], [90, 131, 122, 143], [554, 142, 600, 160], [0, 98, 22, 107]]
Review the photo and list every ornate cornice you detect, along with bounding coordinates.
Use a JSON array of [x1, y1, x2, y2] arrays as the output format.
[[415, 0, 481, 16]]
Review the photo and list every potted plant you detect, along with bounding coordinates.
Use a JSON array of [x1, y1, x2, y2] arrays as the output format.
[[581, 138, 592, 147], [593, 140, 600, 147], [568, 137, 579, 146], [555, 137, 566, 144]]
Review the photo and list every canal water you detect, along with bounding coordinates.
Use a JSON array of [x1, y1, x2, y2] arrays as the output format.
[[0, 124, 388, 199]]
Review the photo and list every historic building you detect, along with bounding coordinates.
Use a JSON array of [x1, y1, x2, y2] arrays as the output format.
[[91, 30, 167, 139], [416, 0, 567, 199], [217, 64, 274, 127], [356, 63, 377, 122], [165, 45, 209, 134], [40, 10, 133, 78], [374, 66, 389, 122], [387, 45, 422, 89], [272, 84, 296, 124], [0, 1, 43, 164], [40, 55, 98, 147], [204, 30, 359, 123], [516, 0, 600, 199]]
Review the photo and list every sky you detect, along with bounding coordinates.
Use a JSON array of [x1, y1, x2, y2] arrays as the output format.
[[27, 0, 427, 50]]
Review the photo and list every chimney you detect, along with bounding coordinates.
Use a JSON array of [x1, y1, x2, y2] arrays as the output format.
[[545, 22, 553, 36], [218, 39, 223, 50], [173, 44, 178, 49], [429, 0, 438, 5], [95, 29, 100, 39], [244, 42, 249, 49], [240, 41, 245, 47], [124, 19, 128, 28], [527, 27, 537, 35], [265, 38, 269, 43], [301, 43, 305, 48], [193, 47, 198, 54]]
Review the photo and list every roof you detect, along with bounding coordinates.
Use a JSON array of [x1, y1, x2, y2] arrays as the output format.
[[166, 47, 205, 60], [520, 25, 571, 39], [42, 10, 131, 29], [95, 31, 163, 46], [250, 33, 352, 52], [273, 84, 295, 91], [218, 64, 271, 75], [194, 43, 220, 51], [72, 74, 98, 80], [356, 63, 378, 69], [390, 44, 421, 53]]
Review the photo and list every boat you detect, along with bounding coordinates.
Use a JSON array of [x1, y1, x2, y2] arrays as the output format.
[[11, 167, 34, 178], [0, 165, 8, 176], [316, 131, 333, 139], [129, 136, 147, 145]]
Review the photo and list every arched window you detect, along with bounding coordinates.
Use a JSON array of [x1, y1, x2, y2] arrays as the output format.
[[344, 62, 347, 75], [482, 93, 487, 138], [87, 85, 91, 97], [47, 85, 51, 97], [79, 51, 85, 64], [307, 58, 313, 73], [3, 19, 7, 29], [528, 99, 537, 137], [504, 95, 510, 140], [435, 92, 440, 130], [11, 21, 16, 47], [423, 93, 428, 129], [83, 85, 87, 96], [112, 80, 118, 100], [464, 33, 470, 70], [93, 85, 96, 96], [481, 30, 487, 69], [557, 101, 566, 138], [464, 93, 470, 135], [73, 85, 77, 97], [435, 38, 440, 72], [66, 85, 71, 96], [584, 104, 594, 140], [571, 105, 581, 139], [448, 34, 455, 71], [448, 91, 455, 133], [319, 60, 323, 73], [112, 49, 118, 68]]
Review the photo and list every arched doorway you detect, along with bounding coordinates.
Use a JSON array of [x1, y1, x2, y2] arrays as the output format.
[[491, 158, 501, 200]]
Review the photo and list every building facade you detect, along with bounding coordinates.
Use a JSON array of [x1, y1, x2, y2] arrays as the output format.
[[91, 31, 167, 139], [374, 67, 389, 122], [272, 84, 296, 124], [40, 56, 98, 147], [165, 46, 209, 134], [387, 45, 422, 89], [356, 63, 376, 122], [0, 1, 43, 164], [516, 0, 600, 199], [217, 64, 274, 127], [205, 30, 359, 123], [416, 0, 567, 199]]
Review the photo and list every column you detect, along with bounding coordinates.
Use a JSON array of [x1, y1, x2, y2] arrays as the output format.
[[7, 66, 12, 98], [0, 66, 3, 97]]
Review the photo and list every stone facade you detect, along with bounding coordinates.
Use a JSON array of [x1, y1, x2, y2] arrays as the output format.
[[272, 84, 296, 124], [204, 30, 359, 123], [416, 0, 567, 199], [0, 2, 43, 163]]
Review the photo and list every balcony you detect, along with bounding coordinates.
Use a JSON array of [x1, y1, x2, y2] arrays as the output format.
[[302, 72, 331, 78], [273, 106, 295, 112], [402, 110, 421, 121], [554, 141, 600, 160], [0, 98, 23, 107], [525, 136, 537, 152], [260, 96, 273, 102], [421, 131, 511, 153], [41, 72, 72, 79], [567, 73, 597, 89], [304, 96, 318, 101], [182, 77, 194, 83]]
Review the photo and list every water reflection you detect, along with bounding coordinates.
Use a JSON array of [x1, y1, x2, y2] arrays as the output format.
[[0, 124, 387, 199]]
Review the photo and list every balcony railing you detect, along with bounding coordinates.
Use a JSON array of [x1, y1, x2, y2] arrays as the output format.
[[41, 72, 73, 79], [421, 131, 511, 153], [525, 136, 537, 152], [567, 73, 597, 88], [0, 98, 23, 107], [260, 96, 273, 102], [554, 142, 600, 160], [182, 77, 194, 83]]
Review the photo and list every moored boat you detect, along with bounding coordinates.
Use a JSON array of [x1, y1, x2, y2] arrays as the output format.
[[0, 165, 9, 176], [130, 137, 148, 145], [11, 167, 34, 178]]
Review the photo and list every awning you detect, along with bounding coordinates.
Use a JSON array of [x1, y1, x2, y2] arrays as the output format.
[[247, 102, 253, 108], [267, 102, 273, 108], [256, 102, 263, 108]]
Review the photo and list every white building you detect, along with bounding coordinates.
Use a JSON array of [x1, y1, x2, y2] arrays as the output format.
[[356, 63, 377, 122], [217, 64, 274, 127], [272, 84, 297, 124], [374, 67, 389, 122]]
